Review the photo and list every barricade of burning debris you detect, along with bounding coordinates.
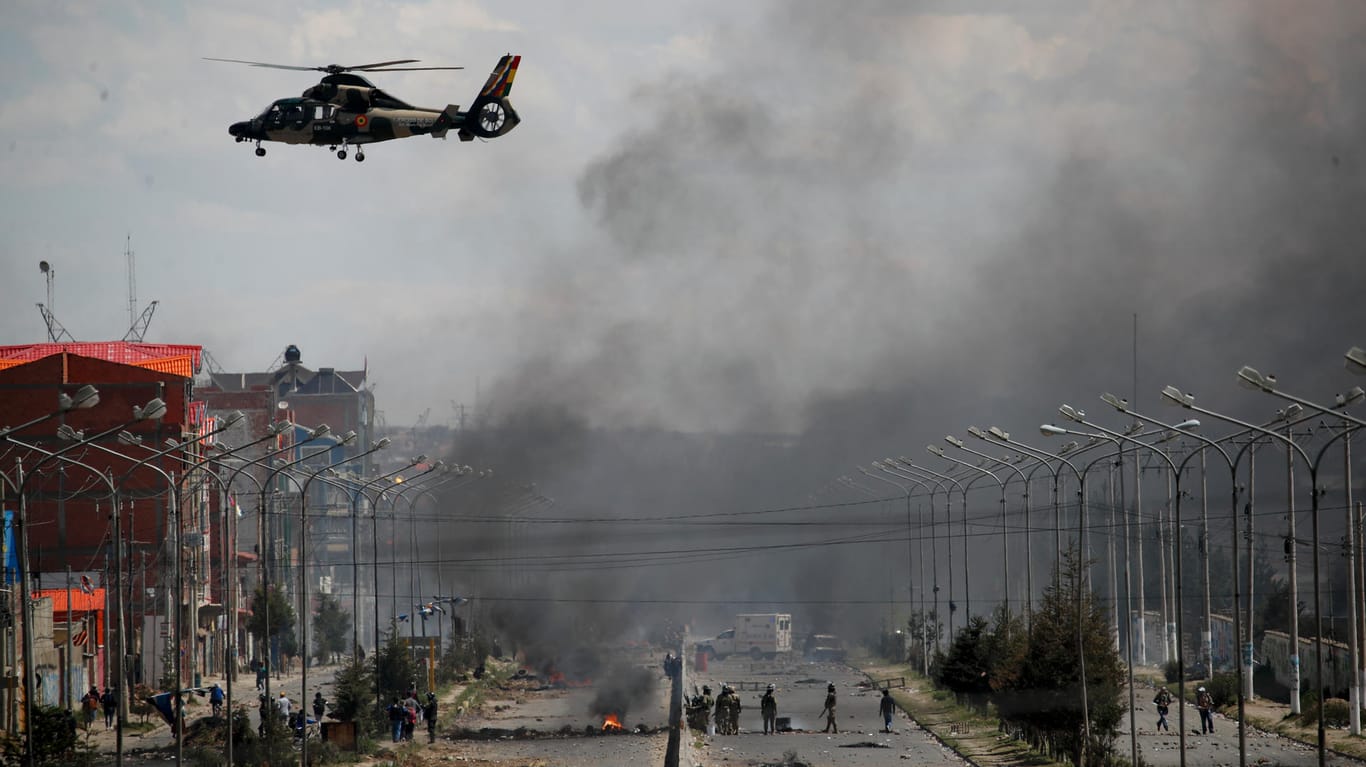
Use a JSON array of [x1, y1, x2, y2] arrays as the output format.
[[450, 719, 665, 740]]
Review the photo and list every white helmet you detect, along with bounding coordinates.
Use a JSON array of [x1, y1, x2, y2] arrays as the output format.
[[767, 683, 775, 691]]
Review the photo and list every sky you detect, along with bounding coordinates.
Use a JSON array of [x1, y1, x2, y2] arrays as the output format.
[[6, 0, 1366, 658]]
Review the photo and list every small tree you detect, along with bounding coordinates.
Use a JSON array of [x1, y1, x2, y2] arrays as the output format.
[[935, 616, 992, 706], [373, 620, 417, 700], [245, 584, 295, 665], [313, 592, 352, 664], [331, 655, 377, 728]]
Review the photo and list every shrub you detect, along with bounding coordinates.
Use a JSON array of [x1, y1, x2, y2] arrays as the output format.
[[1299, 697, 1351, 728], [1163, 660, 1181, 683], [1206, 672, 1239, 708]]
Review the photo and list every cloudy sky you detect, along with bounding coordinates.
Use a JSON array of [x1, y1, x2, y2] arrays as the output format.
[[2, 0, 1364, 437]]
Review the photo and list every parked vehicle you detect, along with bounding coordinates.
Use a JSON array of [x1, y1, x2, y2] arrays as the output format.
[[696, 614, 793, 660], [804, 634, 847, 662]]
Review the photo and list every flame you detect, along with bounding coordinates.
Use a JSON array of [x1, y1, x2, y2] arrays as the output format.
[[602, 713, 623, 731]]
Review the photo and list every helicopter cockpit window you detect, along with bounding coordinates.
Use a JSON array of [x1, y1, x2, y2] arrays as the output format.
[[313, 105, 329, 120], [283, 104, 305, 122]]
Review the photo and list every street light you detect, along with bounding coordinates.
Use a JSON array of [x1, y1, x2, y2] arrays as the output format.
[[928, 444, 1011, 622], [1219, 370, 1364, 764], [1051, 409, 1201, 767], [876, 460, 961, 637], [855, 468, 933, 671], [7, 394, 164, 767], [980, 425, 1092, 763], [297, 437, 388, 767]]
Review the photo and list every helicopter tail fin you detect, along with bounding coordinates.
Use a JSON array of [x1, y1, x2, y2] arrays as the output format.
[[461, 54, 521, 139], [478, 54, 520, 101]]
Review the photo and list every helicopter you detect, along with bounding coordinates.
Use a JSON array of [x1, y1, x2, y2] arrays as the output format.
[[207, 54, 520, 161]]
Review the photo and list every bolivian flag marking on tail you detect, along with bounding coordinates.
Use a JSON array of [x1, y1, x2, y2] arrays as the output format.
[[480, 54, 520, 100]]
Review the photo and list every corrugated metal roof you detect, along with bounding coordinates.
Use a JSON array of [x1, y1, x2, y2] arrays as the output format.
[[0, 342, 202, 375]]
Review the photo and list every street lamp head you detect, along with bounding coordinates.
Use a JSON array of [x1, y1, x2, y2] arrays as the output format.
[[1100, 393, 1127, 412], [1174, 418, 1200, 430], [1040, 424, 1068, 437], [209, 441, 232, 452], [134, 398, 167, 421], [1161, 385, 1195, 408], [117, 431, 142, 446], [1335, 387, 1365, 408], [926, 445, 945, 457], [56, 424, 83, 441], [944, 435, 965, 448], [163, 437, 179, 449], [1059, 404, 1085, 422], [308, 424, 331, 439], [338, 430, 357, 445], [967, 426, 987, 441], [370, 437, 391, 450], [987, 426, 1009, 442], [1058, 440, 1079, 455], [268, 421, 290, 435], [1346, 347, 1366, 374], [1237, 365, 1275, 392], [414, 454, 429, 464], [1273, 404, 1303, 421], [59, 384, 100, 411], [1123, 421, 1144, 436], [223, 410, 246, 427]]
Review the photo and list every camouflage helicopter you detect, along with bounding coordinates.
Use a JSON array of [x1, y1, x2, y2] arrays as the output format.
[[207, 54, 520, 161]]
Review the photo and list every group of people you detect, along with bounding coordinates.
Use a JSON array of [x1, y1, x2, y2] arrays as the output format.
[[685, 681, 898, 735], [386, 689, 439, 743], [78, 685, 118, 730], [1152, 684, 1217, 735]]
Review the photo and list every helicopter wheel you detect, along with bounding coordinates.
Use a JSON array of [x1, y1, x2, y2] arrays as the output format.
[[329, 145, 337, 151], [255, 146, 266, 157], [355, 151, 365, 162], [337, 149, 347, 160]]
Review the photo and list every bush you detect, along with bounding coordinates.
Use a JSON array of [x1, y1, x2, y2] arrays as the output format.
[[1163, 660, 1181, 683], [1299, 697, 1351, 728], [1206, 672, 1239, 708]]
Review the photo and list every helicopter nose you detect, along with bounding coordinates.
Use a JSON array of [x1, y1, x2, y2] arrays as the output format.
[[229, 121, 252, 138]]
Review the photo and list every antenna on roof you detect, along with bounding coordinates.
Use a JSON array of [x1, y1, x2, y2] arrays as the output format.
[[122, 234, 159, 342], [36, 260, 76, 342]]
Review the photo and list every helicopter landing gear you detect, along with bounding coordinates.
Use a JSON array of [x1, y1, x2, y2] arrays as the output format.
[[254, 141, 266, 157], [337, 149, 347, 160], [355, 151, 365, 162]]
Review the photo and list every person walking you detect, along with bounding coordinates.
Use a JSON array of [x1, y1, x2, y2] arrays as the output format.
[[312, 691, 326, 722], [760, 684, 777, 735], [275, 691, 291, 722], [424, 692, 439, 743], [820, 683, 838, 734], [1153, 686, 1173, 732], [1196, 686, 1214, 734], [387, 697, 405, 742], [255, 661, 267, 691], [80, 686, 100, 730], [101, 686, 117, 730], [879, 689, 897, 733]]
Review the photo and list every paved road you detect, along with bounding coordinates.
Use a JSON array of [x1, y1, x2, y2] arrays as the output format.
[[688, 655, 971, 767]]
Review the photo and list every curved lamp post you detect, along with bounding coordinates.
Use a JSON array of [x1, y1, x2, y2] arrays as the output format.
[[853, 469, 933, 671], [928, 445, 1010, 621], [875, 460, 958, 639], [296, 437, 388, 767], [980, 426, 1092, 765], [1049, 409, 1200, 767]]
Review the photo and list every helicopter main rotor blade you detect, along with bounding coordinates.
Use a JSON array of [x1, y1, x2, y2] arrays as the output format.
[[346, 59, 422, 70], [360, 66, 465, 71], [203, 57, 319, 71]]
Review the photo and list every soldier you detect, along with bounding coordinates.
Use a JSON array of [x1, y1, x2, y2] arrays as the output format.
[[760, 683, 778, 735], [820, 683, 838, 733], [727, 685, 742, 734], [424, 692, 438, 743], [713, 686, 731, 734]]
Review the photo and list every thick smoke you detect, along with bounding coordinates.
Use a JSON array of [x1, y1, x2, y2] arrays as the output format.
[[436, 2, 1366, 660]]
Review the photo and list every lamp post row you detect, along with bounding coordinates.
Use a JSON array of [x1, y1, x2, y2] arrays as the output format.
[[1, 389, 487, 766], [839, 346, 1366, 767]]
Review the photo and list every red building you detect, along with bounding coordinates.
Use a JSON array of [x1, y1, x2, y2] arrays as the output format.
[[0, 343, 209, 701]]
